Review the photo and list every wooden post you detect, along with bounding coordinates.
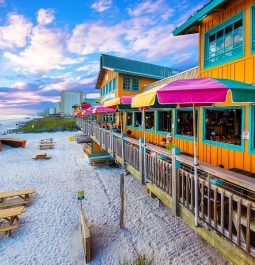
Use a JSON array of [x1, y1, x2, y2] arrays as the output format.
[[120, 173, 125, 228], [172, 147, 180, 216], [139, 138, 145, 184]]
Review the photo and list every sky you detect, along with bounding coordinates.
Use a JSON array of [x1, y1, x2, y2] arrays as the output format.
[[0, 0, 209, 115]]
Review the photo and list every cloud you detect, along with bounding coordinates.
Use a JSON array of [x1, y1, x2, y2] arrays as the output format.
[[0, 0, 4, 4], [76, 61, 99, 75], [4, 26, 81, 74], [37, 8, 55, 25], [11, 81, 29, 90], [127, 0, 173, 19], [91, 0, 112, 12], [68, 22, 126, 55], [0, 13, 32, 49]]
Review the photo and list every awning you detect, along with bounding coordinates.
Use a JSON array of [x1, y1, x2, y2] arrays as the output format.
[[104, 96, 133, 107], [132, 77, 255, 108], [157, 78, 255, 104], [92, 104, 117, 114]]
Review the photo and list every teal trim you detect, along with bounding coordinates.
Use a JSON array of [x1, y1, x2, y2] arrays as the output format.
[[100, 78, 117, 97], [202, 106, 245, 152], [156, 110, 173, 135], [203, 11, 245, 69], [248, 104, 255, 154], [173, 0, 225, 36], [174, 108, 199, 141], [251, 4, 255, 54]]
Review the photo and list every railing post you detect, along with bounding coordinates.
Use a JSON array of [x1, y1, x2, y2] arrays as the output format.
[[139, 138, 145, 184], [172, 147, 180, 216]]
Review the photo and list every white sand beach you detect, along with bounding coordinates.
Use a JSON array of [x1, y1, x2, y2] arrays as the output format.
[[0, 131, 227, 265]]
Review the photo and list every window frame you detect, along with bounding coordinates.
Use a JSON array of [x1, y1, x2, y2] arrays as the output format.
[[174, 108, 199, 141], [251, 5, 255, 54], [126, 112, 133, 128], [133, 111, 142, 130], [144, 110, 155, 132], [248, 104, 255, 154], [156, 110, 173, 135], [203, 11, 245, 69], [202, 106, 245, 151], [122, 75, 140, 92]]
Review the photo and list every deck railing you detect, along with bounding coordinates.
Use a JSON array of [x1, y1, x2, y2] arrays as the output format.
[[77, 118, 255, 259]]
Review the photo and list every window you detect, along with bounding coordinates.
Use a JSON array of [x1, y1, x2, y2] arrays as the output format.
[[204, 12, 244, 68], [204, 108, 242, 147], [176, 109, 198, 137], [252, 5, 255, 53], [249, 105, 255, 152], [126, 112, 133, 127], [101, 78, 117, 97], [122, 76, 140, 91], [134, 112, 142, 128], [157, 111, 172, 133], [145, 111, 155, 130], [123, 76, 131, 91]]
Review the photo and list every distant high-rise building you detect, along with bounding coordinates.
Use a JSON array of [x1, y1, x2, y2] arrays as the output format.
[[55, 101, 61, 114], [60, 90, 83, 116]]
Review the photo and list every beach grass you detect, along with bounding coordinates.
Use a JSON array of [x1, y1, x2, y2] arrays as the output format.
[[18, 116, 78, 133]]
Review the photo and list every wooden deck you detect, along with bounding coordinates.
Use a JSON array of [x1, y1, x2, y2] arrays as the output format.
[[76, 119, 255, 265]]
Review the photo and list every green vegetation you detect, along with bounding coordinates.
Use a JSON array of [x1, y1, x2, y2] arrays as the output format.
[[18, 116, 78, 133], [119, 254, 154, 265]]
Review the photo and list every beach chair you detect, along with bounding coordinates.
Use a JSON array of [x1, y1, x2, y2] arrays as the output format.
[[32, 152, 51, 160]]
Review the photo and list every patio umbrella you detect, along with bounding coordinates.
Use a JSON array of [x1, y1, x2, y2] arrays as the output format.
[[132, 77, 255, 227]]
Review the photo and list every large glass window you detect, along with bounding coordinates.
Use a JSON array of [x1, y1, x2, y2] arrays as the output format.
[[122, 76, 140, 91], [205, 108, 242, 146], [204, 12, 244, 68], [134, 112, 142, 128], [145, 111, 155, 130], [157, 111, 172, 133], [126, 112, 133, 127], [176, 110, 198, 137], [252, 5, 255, 53]]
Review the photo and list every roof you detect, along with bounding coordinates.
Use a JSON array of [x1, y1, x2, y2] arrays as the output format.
[[144, 67, 198, 91], [173, 0, 228, 36], [95, 54, 180, 89]]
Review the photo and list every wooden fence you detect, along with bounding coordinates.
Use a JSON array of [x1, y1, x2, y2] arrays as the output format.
[[77, 118, 255, 261]]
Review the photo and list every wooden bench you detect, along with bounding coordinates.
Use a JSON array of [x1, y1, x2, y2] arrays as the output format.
[[80, 210, 91, 262], [32, 152, 51, 159], [0, 224, 19, 236], [0, 198, 32, 209], [0, 138, 27, 151], [88, 155, 114, 166], [39, 143, 54, 150], [40, 138, 53, 144]]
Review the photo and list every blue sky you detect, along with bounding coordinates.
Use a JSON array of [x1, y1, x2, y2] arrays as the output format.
[[0, 0, 209, 115]]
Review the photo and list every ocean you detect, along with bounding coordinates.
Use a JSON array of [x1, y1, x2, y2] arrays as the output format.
[[0, 114, 35, 134]]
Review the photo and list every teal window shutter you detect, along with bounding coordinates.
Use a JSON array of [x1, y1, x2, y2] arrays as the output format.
[[204, 11, 244, 68], [132, 78, 140, 91]]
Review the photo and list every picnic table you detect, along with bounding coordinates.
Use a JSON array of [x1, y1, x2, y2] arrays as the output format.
[[0, 188, 35, 208], [32, 152, 51, 159], [0, 206, 26, 236]]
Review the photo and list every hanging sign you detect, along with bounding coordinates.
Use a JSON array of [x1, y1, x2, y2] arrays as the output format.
[[77, 190, 85, 201], [242, 131, 249, 140]]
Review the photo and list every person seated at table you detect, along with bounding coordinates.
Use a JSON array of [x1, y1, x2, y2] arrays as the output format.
[[165, 133, 176, 150], [158, 138, 166, 148], [126, 130, 136, 139]]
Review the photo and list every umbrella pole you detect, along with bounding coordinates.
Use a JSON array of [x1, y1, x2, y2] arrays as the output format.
[[193, 103, 199, 227], [120, 112, 125, 169]]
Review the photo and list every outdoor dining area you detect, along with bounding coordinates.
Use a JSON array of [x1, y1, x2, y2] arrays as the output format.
[[0, 188, 35, 237]]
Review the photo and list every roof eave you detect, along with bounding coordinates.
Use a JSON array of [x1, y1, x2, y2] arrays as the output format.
[[173, 0, 226, 36]]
